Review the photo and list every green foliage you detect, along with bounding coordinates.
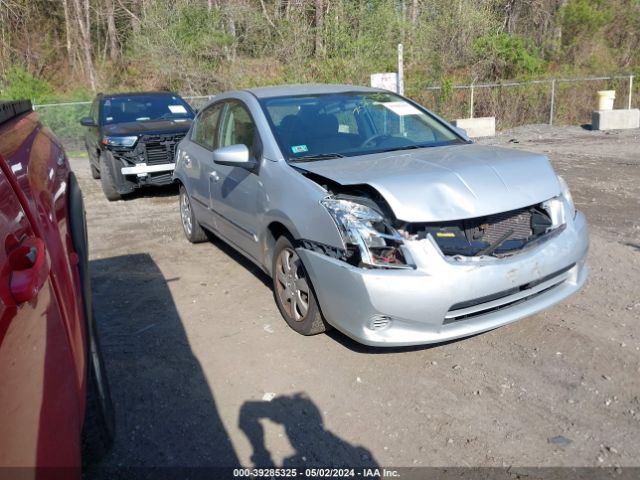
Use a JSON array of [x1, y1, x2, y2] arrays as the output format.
[[561, 0, 613, 45], [473, 33, 545, 80], [128, 0, 232, 92], [440, 78, 454, 102], [172, 4, 230, 63], [0, 65, 52, 102]]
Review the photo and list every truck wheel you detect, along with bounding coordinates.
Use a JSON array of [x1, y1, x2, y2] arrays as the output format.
[[99, 154, 121, 201], [90, 163, 100, 179], [82, 311, 116, 464], [272, 236, 328, 336], [180, 185, 207, 243]]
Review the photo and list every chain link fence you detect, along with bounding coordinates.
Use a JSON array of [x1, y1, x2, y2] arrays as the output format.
[[413, 75, 636, 130], [33, 76, 637, 152]]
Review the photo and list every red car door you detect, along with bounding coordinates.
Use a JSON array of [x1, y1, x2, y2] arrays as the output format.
[[0, 118, 82, 472]]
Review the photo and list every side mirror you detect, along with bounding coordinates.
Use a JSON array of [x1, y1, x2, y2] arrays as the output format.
[[80, 116, 96, 127], [212, 144, 256, 169]]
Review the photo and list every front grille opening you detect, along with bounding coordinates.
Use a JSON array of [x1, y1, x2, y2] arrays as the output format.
[[142, 133, 185, 165], [403, 203, 554, 257], [444, 263, 574, 324], [444, 283, 561, 324]]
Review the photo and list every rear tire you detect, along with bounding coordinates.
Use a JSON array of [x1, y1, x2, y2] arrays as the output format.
[[180, 185, 207, 243], [82, 312, 116, 463], [67, 172, 115, 463], [272, 236, 327, 336], [99, 154, 121, 201]]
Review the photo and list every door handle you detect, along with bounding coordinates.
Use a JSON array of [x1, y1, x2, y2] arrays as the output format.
[[210, 171, 220, 182], [8, 238, 50, 304]]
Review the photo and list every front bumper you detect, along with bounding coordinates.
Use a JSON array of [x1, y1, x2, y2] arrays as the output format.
[[121, 163, 175, 175], [297, 211, 589, 347]]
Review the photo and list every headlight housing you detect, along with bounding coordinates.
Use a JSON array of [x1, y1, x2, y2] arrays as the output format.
[[102, 135, 138, 147], [557, 175, 576, 218], [320, 197, 412, 269]]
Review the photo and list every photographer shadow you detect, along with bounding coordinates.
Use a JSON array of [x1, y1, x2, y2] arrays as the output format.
[[87, 253, 239, 477], [239, 393, 378, 468]]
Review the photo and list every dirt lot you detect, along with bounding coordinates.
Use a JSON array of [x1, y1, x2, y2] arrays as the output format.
[[77, 125, 639, 474]]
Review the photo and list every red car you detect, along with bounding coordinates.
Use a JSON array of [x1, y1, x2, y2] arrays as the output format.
[[0, 100, 114, 476]]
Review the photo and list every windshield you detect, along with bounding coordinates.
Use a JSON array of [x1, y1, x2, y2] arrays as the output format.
[[100, 94, 194, 124], [260, 91, 466, 161]]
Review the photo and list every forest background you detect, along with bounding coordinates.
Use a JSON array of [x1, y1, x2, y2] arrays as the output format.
[[1, 0, 638, 146]]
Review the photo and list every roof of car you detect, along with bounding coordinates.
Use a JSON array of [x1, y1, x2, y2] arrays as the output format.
[[99, 91, 180, 99], [246, 84, 385, 99]]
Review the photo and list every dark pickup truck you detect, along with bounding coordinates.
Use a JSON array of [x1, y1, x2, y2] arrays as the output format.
[[80, 91, 195, 200]]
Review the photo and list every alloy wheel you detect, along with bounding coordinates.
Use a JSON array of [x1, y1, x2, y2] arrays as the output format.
[[275, 247, 310, 321]]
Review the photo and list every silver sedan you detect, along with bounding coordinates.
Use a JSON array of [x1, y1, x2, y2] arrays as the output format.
[[173, 84, 588, 347]]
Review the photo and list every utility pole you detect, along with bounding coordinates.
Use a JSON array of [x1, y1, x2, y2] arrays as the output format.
[[397, 43, 404, 96]]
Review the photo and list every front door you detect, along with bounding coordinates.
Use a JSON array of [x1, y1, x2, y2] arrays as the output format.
[[208, 101, 262, 261]]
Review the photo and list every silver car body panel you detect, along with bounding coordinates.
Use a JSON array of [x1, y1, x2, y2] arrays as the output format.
[[297, 211, 588, 346], [292, 144, 560, 222], [174, 84, 589, 347]]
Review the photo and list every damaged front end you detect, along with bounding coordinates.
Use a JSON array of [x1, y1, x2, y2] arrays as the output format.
[[294, 176, 586, 346], [397, 197, 566, 259], [312, 185, 570, 269], [107, 132, 186, 187], [318, 194, 413, 269]]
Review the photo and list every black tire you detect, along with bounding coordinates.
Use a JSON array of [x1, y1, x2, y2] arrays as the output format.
[[82, 311, 116, 463], [90, 162, 100, 179], [67, 172, 115, 463], [99, 153, 121, 201], [272, 236, 328, 335], [179, 185, 207, 243]]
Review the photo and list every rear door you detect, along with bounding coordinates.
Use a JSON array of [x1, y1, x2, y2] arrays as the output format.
[[182, 102, 224, 229], [85, 98, 100, 165]]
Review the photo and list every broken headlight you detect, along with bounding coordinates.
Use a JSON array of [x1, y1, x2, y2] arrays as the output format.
[[557, 175, 576, 218], [320, 197, 412, 269]]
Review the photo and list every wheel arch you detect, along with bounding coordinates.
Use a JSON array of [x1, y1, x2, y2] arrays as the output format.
[[263, 220, 296, 276]]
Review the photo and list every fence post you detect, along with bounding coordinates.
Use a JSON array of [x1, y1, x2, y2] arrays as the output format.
[[397, 43, 404, 96], [629, 75, 634, 110], [549, 79, 556, 125], [469, 84, 474, 119]]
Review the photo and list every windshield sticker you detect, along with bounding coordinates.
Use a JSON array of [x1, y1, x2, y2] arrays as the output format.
[[168, 105, 188, 114], [291, 145, 308, 153], [380, 101, 421, 116]]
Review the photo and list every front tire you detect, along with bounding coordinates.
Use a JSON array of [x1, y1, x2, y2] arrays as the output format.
[[99, 153, 121, 201], [180, 185, 207, 243], [90, 162, 100, 179], [272, 236, 327, 336]]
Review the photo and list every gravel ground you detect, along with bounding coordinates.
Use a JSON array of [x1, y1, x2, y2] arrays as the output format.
[[80, 124, 639, 474]]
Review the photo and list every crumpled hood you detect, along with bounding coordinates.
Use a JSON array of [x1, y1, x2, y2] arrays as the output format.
[[294, 144, 561, 222], [102, 119, 192, 136]]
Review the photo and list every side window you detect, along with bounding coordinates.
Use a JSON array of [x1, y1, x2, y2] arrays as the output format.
[[192, 104, 222, 150], [90, 99, 99, 123], [219, 102, 258, 156]]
